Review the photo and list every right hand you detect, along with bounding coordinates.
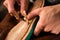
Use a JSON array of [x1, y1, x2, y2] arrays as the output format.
[[3, 0, 29, 20], [27, 4, 60, 36]]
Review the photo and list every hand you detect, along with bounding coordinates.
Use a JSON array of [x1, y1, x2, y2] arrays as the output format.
[[3, 0, 29, 20], [27, 4, 60, 36]]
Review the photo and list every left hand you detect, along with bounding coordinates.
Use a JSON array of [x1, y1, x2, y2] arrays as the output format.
[[3, 0, 29, 20], [27, 4, 60, 36]]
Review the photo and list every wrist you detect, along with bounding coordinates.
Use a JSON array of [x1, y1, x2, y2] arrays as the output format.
[[53, 4, 60, 11]]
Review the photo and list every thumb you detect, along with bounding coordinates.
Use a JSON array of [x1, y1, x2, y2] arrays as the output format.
[[27, 8, 41, 20], [34, 16, 45, 36]]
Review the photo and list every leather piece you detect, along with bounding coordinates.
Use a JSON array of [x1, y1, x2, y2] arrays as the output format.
[[25, 17, 39, 40], [0, 13, 18, 40], [5, 0, 44, 40]]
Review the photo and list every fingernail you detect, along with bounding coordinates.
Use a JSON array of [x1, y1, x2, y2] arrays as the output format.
[[10, 13, 13, 16], [51, 30, 56, 34], [27, 16, 29, 20], [56, 32, 59, 34], [27, 14, 31, 20], [21, 10, 26, 16], [34, 29, 39, 36], [16, 17, 19, 20], [23, 10, 26, 16], [44, 28, 49, 32], [15, 16, 19, 20]]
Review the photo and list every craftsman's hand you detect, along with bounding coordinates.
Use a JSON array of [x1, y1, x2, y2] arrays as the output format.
[[3, 0, 29, 20], [27, 4, 60, 36]]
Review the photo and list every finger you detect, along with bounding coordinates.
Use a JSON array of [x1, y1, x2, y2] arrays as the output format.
[[20, 0, 29, 16], [20, 0, 26, 15], [34, 18, 44, 36], [3, 1, 13, 16], [51, 23, 60, 34], [44, 24, 52, 32], [3, 0, 8, 8], [51, 26, 60, 34], [3, 0, 14, 16], [7, 0, 20, 20], [27, 8, 41, 20], [3, 0, 15, 16], [44, 21, 55, 32], [12, 11, 20, 20], [9, 13, 13, 16], [7, 0, 15, 13], [44, 20, 59, 32]]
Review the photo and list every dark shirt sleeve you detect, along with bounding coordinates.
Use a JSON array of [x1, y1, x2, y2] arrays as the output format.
[[47, 0, 60, 4], [45, 0, 60, 6]]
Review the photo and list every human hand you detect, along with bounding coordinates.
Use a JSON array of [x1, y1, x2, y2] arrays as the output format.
[[27, 4, 60, 36], [3, 0, 29, 20]]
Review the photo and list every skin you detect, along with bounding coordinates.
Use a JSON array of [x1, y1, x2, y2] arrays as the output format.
[[27, 4, 60, 36], [3, 0, 60, 36], [3, 0, 29, 20]]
